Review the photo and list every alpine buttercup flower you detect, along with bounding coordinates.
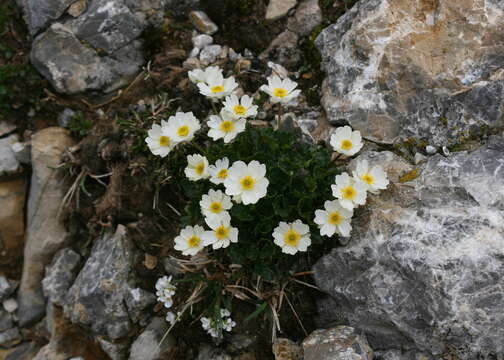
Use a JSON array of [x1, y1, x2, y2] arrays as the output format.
[[145, 121, 174, 157], [197, 68, 238, 99], [273, 220, 311, 255], [166, 112, 201, 143], [174, 225, 206, 256], [199, 189, 233, 226], [208, 157, 230, 185], [208, 110, 246, 143], [185, 154, 210, 181], [202, 212, 238, 249], [314, 200, 353, 237], [222, 94, 258, 119], [331, 172, 367, 210], [224, 160, 269, 205], [330, 126, 363, 156], [260, 75, 301, 103], [353, 159, 389, 194]]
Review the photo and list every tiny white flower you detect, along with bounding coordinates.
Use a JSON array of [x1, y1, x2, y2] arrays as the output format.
[[223, 94, 258, 119], [197, 67, 238, 99], [155, 275, 177, 308], [330, 126, 363, 156], [202, 213, 239, 249], [208, 110, 246, 143], [166, 311, 176, 325], [220, 308, 231, 318], [208, 157, 230, 185], [223, 318, 236, 332], [314, 200, 353, 238], [185, 154, 210, 181], [331, 172, 367, 211], [174, 225, 206, 256], [145, 121, 175, 157], [353, 159, 389, 194], [201, 317, 211, 330], [224, 160, 269, 205], [166, 112, 201, 143], [273, 220, 311, 255], [188, 66, 221, 83], [200, 189, 233, 226], [259, 75, 301, 103]]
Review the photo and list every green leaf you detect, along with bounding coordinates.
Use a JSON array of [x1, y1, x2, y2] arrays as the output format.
[[244, 302, 269, 322]]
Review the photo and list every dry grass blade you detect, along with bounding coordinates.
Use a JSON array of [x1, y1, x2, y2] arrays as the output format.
[[284, 292, 308, 336], [290, 277, 321, 291], [58, 168, 87, 217]]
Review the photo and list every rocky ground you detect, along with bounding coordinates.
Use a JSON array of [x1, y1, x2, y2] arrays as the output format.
[[0, 0, 503, 359]]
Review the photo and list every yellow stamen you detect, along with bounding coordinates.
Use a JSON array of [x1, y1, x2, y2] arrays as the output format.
[[220, 120, 235, 133], [329, 212, 342, 225], [284, 229, 301, 247], [188, 236, 201, 248], [274, 88, 288, 98], [215, 226, 229, 240], [210, 202, 223, 213], [159, 136, 171, 147], [218, 169, 228, 179], [196, 163, 205, 175], [362, 174, 375, 185], [211, 85, 225, 93], [342, 186, 357, 200], [178, 126, 190, 137], [240, 176, 256, 190], [233, 105, 247, 115], [341, 139, 353, 151]]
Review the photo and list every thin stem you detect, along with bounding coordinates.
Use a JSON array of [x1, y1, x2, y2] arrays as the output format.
[[190, 141, 207, 156], [210, 100, 219, 115], [276, 103, 284, 130]]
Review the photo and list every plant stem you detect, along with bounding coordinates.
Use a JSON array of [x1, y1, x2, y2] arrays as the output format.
[[276, 103, 284, 130], [190, 141, 207, 156], [210, 100, 219, 115]]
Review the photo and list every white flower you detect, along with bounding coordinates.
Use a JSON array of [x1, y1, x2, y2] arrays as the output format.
[[259, 75, 301, 103], [188, 66, 220, 84], [208, 157, 230, 185], [199, 189, 233, 226], [273, 220, 311, 255], [185, 154, 210, 181], [314, 200, 353, 237], [220, 308, 231, 318], [155, 275, 177, 308], [331, 172, 367, 211], [166, 311, 176, 325], [223, 94, 258, 119], [208, 110, 246, 143], [166, 112, 201, 143], [174, 225, 206, 256], [352, 159, 389, 194], [330, 126, 363, 156], [145, 121, 175, 157], [202, 213, 239, 249], [223, 318, 236, 332], [224, 160, 269, 205], [197, 67, 238, 99]]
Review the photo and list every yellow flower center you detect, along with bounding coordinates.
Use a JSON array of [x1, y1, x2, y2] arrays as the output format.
[[188, 236, 201, 248], [362, 173, 375, 185], [284, 229, 301, 247], [215, 226, 230, 240], [196, 163, 205, 175], [178, 125, 190, 137], [233, 105, 247, 115], [342, 186, 357, 200], [210, 202, 223, 213], [341, 139, 353, 151], [211, 85, 225, 93], [273, 88, 288, 98], [218, 169, 228, 179], [240, 176, 256, 190], [328, 212, 343, 225], [159, 136, 171, 147], [220, 120, 235, 133]]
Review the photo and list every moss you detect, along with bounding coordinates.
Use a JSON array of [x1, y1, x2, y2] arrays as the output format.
[[399, 169, 421, 183]]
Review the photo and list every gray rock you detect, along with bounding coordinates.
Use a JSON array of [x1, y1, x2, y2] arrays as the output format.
[[192, 34, 213, 49], [189, 11, 218, 35], [31, 23, 143, 95], [18, 0, 77, 35], [260, 30, 300, 69], [196, 344, 231, 360], [125, 287, 156, 325], [314, 137, 504, 359], [5, 342, 42, 360], [0, 276, 14, 302], [128, 317, 175, 360], [18, 127, 74, 327], [265, 0, 297, 21], [0, 310, 14, 331], [0, 122, 16, 137], [316, 0, 504, 146], [425, 146, 437, 154], [287, 0, 321, 36], [272, 338, 302, 360], [375, 350, 433, 360], [0, 134, 21, 176], [63, 225, 135, 339], [200, 44, 222, 66], [57, 108, 77, 128], [11, 142, 31, 165], [0, 328, 22, 347], [303, 326, 373, 360], [3, 299, 18, 313], [42, 248, 81, 306], [97, 337, 130, 360]]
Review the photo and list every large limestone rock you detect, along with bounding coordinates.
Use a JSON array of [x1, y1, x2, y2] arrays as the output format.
[[17, 127, 74, 327], [314, 136, 504, 359], [316, 0, 504, 146]]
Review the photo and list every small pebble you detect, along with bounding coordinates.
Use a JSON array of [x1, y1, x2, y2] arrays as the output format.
[[414, 152, 427, 165], [183, 57, 201, 70], [442, 146, 450, 156], [200, 44, 222, 66], [228, 48, 241, 61], [425, 145, 437, 154], [189, 47, 200, 58], [192, 34, 213, 49], [189, 11, 218, 35], [3, 298, 18, 313]]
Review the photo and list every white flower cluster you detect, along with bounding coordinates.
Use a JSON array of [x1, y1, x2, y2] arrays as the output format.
[[155, 275, 177, 308], [201, 308, 236, 338]]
